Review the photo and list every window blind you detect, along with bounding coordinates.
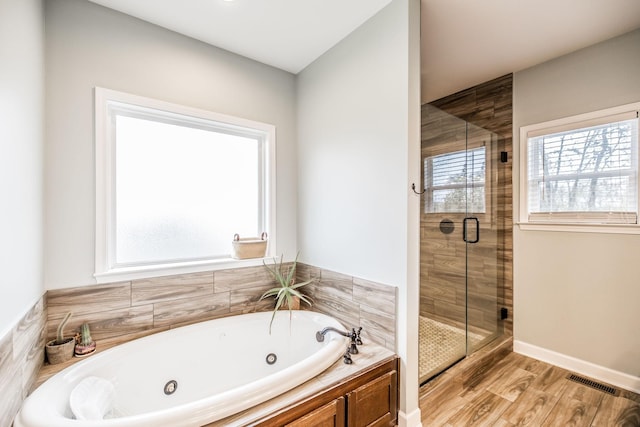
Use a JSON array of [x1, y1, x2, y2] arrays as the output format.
[[424, 146, 486, 213], [527, 114, 639, 224]]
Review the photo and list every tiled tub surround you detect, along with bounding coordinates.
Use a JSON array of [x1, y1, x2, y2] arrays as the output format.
[[46, 263, 397, 354], [0, 263, 396, 426], [297, 263, 397, 351], [0, 296, 47, 426]]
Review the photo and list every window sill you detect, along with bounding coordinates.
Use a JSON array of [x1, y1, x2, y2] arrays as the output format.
[[517, 222, 640, 235], [94, 257, 270, 284]]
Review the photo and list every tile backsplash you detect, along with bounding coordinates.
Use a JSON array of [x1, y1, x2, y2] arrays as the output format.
[[0, 296, 46, 426], [46, 266, 279, 343], [46, 263, 397, 350], [297, 263, 396, 350]]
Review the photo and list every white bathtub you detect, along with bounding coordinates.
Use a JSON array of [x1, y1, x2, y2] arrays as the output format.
[[15, 310, 349, 427]]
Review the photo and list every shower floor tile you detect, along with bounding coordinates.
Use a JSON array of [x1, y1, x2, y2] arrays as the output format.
[[419, 316, 484, 382]]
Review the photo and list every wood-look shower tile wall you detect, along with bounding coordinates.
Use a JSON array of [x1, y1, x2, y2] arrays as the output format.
[[421, 74, 513, 335], [0, 296, 46, 425], [44, 264, 397, 351]]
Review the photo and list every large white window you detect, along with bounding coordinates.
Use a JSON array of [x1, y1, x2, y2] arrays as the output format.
[[95, 88, 275, 281], [520, 102, 640, 230]]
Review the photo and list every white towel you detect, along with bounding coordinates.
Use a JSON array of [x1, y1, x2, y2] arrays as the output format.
[[69, 376, 115, 420]]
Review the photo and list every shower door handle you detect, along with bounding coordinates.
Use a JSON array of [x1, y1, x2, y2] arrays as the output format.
[[463, 217, 480, 243]]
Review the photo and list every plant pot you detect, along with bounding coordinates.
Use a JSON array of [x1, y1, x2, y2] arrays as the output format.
[[75, 340, 97, 357], [46, 338, 75, 364], [281, 296, 300, 310]]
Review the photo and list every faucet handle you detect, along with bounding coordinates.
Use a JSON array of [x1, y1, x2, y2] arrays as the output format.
[[347, 327, 363, 354], [353, 327, 363, 345], [343, 349, 353, 364]]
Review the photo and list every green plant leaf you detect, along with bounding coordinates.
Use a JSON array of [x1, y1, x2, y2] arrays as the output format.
[[290, 279, 313, 290], [284, 253, 299, 287], [261, 253, 316, 334]]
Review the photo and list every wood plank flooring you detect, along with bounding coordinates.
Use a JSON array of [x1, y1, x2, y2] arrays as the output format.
[[420, 352, 640, 426]]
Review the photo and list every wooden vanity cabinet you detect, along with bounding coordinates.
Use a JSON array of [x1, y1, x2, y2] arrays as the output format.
[[256, 357, 398, 427]]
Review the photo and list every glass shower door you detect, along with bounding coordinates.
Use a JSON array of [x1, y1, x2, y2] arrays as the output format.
[[419, 105, 502, 384], [464, 122, 501, 355]]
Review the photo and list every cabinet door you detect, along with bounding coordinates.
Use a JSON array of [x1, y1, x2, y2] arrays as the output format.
[[285, 397, 345, 427], [347, 370, 397, 427]]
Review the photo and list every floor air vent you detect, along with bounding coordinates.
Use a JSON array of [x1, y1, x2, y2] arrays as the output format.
[[566, 373, 619, 396]]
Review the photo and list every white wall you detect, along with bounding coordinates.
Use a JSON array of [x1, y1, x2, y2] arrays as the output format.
[[44, 0, 298, 289], [297, 0, 422, 423], [0, 0, 45, 336], [513, 29, 640, 385]]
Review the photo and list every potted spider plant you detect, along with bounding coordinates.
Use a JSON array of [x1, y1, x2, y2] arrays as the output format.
[[45, 312, 75, 364], [260, 254, 314, 333]]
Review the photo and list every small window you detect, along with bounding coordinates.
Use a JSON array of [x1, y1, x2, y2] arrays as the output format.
[[423, 146, 486, 214], [520, 103, 640, 228], [95, 88, 275, 281]]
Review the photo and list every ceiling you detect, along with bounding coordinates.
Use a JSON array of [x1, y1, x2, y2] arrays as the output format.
[[421, 0, 640, 102], [87, 0, 393, 74], [88, 0, 640, 103]]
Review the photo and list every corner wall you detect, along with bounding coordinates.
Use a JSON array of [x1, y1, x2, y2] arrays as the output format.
[[0, 0, 46, 423], [296, 0, 422, 423], [513, 29, 640, 390]]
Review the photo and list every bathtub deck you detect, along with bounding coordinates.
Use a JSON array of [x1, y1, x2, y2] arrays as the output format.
[[205, 343, 396, 426]]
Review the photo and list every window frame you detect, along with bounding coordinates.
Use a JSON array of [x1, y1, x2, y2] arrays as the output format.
[[421, 136, 495, 226], [519, 101, 640, 234], [94, 87, 277, 283], [423, 144, 488, 215]]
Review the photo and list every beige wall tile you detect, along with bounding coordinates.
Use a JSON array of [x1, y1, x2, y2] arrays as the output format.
[[13, 297, 46, 357], [296, 263, 321, 282], [153, 292, 230, 328], [353, 278, 396, 316], [214, 265, 276, 292], [48, 282, 131, 318], [0, 296, 46, 426], [360, 304, 395, 350], [313, 299, 360, 332], [0, 326, 13, 373], [22, 345, 44, 397], [0, 363, 23, 427], [230, 284, 276, 314], [132, 272, 213, 306], [48, 305, 154, 341]]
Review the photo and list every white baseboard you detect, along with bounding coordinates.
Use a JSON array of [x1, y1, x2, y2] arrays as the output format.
[[514, 340, 640, 394], [398, 407, 423, 427]]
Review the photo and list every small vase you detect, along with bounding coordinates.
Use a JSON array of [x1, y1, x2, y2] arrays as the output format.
[[45, 338, 75, 364], [75, 340, 97, 357]]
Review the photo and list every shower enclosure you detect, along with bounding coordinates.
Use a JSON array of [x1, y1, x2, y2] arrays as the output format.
[[419, 104, 505, 384]]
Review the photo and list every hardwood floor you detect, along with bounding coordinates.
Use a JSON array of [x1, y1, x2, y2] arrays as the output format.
[[420, 352, 640, 426]]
